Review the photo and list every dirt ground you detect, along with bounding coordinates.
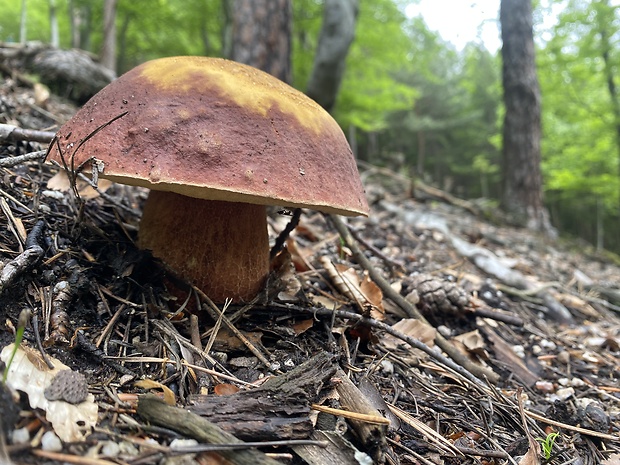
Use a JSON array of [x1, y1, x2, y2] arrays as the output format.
[[1, 71, 619, 465]]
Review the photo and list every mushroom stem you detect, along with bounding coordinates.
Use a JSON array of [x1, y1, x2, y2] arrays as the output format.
[[139, 191, 270, 303]]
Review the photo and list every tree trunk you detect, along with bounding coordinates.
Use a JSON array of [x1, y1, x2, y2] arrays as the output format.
[[68, 0, 90, 50], [100, 0, 117, 73], [74, 3, 93, 51], [49, 0, 59, 47], [221, 0, 233, 60], [69, 0, 81, 49], [306, 0, 359, 112], [500, 0, 552, 233], [229, 0, 291, 83], [117, 12, 132, 73], [417, 129, 426, 176], [19, 0, 27, 44]]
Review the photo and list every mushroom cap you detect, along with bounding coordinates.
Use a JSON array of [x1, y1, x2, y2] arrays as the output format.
[[46, 56, 368, 216]]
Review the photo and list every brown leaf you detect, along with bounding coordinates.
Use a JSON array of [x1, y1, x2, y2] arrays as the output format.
[[271, 247, 302, 301], [602, 453, 620, 465], [516, 387, 541, 465], [47, 170, 112, 199], [214, 384, 240, 396], [292, 318, 314, 335], [360, 271, 385, 320], [320, 257, 384, 319], [454, 330, 488, 358], [284, 237, 311, 272], [135, 379, 176, 405], [517, 445, 541, 465], [381, 319, 436, 352]]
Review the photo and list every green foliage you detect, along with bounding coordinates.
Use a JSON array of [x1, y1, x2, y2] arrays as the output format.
[[538, 0, 620, 249], [2, 309, 30, 384], [0, 0, 225, 72], [0, 0, 72, 45], [377, 18, 501, 198], [335, 1, 417, 131], [116, 0, 226, 70], [536, 431, 559, 460], [293, 0, 417, 132]]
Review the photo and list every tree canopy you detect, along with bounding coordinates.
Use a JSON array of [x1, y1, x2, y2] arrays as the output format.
[[2, 0, 620, 252]]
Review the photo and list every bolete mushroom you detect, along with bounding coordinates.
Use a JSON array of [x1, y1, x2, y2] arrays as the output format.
[[46, 56, 368, 302]]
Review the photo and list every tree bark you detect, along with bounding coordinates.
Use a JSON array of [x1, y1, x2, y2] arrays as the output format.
[[117, 12, 132, 74], [49, 0, 59, 48], [19, 0, 27, 44], [306, 0, 358, 112], [100, 0, 117, 73], [69, 2, 92, 52], [69, 0, 81, 49], [229, 0, 291, 83], [500, 0, 552, 233]]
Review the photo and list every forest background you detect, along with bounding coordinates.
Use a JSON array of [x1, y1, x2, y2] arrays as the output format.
[[1, 0, 619, 254]]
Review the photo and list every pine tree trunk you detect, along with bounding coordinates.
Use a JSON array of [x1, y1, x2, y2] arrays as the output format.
[[229, 0, 291, 83], [500, 0, 552, 233]]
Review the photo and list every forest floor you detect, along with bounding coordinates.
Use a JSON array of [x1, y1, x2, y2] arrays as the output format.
[[1, 71, 620, 465]]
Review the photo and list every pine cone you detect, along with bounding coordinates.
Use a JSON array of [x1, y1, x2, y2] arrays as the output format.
[[404, 274, 470, 318]]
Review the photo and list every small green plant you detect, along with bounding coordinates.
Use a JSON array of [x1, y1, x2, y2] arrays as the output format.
[[2, 309, 30, 384], [536, 431, 559, 461], [339, 236, 347, 259]]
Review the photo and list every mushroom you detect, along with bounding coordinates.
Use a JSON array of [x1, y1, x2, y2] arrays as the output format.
[[46, 56, 369, 302]]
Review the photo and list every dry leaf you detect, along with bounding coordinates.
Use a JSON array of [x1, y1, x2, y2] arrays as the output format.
[[292, 318, 314, 335], [211, 327, 263, 352], [0, 343, 98, 442], [271, 247, 302, 301], [516, 387, 541, 465], [34, 82, 50, 108], [381, 319, 436, 352], [320, 257, 384, 319], [135, 379, 176, 405], [285, 237, 311, 272], [47, 170, 112, 199], [214, 384, 240, 396], [553, 291, 600, 318], [518, 445, 541, 465], [311, 294, 341, 309], [454, 330, 488, 359], [380, 319, 436, 363], [360, 271, 385, 320], [602, 453, 620, 465]]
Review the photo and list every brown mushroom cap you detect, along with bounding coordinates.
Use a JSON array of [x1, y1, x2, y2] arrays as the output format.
[[46, 56, 368, 302], [46, 56, 369, 217]]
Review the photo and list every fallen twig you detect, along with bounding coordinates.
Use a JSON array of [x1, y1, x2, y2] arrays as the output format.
[[346, 223, 406, 271], [525, 409, 620, 442], [327, 213, 500, 385], [270, 207, 301, 260], [137, 394, 285, 465], [0, 123, 55, 143], [0, 221, 45, 295], [0, 150, 47, 167], [279, 303, 492, 389]]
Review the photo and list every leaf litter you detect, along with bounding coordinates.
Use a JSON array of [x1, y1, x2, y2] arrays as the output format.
[[0, 73, 619, 465]]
